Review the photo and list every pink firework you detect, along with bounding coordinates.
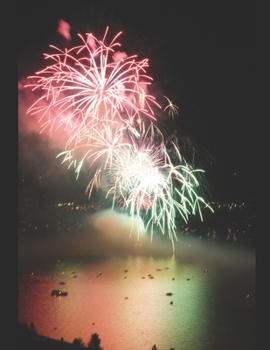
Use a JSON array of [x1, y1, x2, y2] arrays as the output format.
[[26, 27, 161, 149]]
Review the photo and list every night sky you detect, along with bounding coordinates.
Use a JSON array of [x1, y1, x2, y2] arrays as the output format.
[[18, 0, 256, 204]]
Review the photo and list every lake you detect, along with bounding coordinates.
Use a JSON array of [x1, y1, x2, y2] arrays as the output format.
[[18, 213, 255, 350]]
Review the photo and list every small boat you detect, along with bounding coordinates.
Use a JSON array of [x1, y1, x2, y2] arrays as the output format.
[[59, 281, 66, 285], [186, 276, 194, 281], [51, 289, 68, 296], [166, 292, 173, 296]]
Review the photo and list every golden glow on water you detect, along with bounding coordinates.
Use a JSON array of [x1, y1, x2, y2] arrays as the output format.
[[19, 254, 215, 349], [18, 233, 255, 350]]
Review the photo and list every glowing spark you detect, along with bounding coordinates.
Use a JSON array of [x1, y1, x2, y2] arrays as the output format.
[[57, 19, 71, 40], [163, 95, 179, 119]]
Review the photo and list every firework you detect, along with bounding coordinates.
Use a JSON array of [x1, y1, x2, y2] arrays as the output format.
[[26, 27, 160, 141], [25, 26, 213, 252], [86, 125, 213, 252], [163, 95, 179, 119]]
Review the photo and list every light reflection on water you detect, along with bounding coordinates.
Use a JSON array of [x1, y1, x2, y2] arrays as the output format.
[[18, 234, 255, 350]]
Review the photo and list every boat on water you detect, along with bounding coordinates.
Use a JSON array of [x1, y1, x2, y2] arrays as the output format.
[[51, 289, 68, 296]]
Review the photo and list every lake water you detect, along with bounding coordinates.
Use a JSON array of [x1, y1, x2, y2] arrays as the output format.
[[18, 218, 255, 350]]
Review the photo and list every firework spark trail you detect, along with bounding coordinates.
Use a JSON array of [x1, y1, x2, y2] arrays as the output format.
[[25, 26, 214, 252], [163, 95, 179, 119]]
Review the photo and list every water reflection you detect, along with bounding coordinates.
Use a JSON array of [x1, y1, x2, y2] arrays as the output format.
[[19, 245, 255, 350], [18, 208, 255, 350]]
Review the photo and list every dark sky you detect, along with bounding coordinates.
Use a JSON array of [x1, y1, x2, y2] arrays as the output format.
[[18, 0, 256, 203]]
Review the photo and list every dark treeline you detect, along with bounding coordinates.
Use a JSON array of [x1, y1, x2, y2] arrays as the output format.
[[18, 321, 102, 350], [18, 322, 174, 350]]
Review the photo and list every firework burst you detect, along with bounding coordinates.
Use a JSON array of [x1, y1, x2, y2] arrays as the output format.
[[25, 26, 213, 252], [26, 27, 160, 141]]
